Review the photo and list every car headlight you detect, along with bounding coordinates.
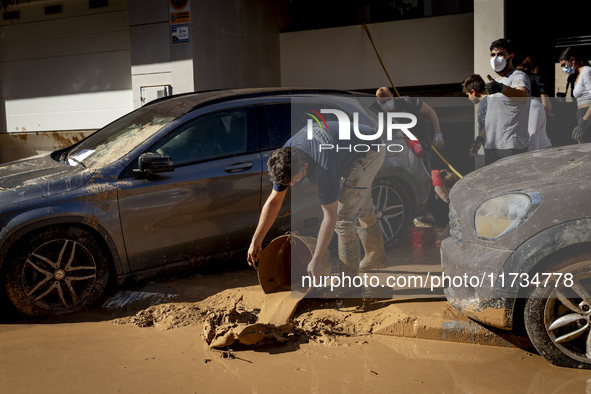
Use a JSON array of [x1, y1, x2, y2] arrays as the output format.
[[473, 191, 541, 240]]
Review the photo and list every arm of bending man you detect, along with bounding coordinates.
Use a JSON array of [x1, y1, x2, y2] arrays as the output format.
[[307, 200, 338, 278], [247, 188, 287, 266]]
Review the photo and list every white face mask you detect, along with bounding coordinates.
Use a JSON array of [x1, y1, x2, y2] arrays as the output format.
[[469, 96, 481, 104], [490, 55, 507, 73], [381, 100, 394, 111]]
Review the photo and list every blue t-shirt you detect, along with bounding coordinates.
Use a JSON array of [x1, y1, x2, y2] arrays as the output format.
[[272, 120, 380, 205]]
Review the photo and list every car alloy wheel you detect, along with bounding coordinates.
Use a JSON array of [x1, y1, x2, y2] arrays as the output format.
[[370, 179, 412, 247], [22, 239, 98, 310], [5, 226, 110, 317], [544, 281, 591, 363], [524, 253, 591, 369]]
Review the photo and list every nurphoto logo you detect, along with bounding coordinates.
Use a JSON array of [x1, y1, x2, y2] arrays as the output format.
[[305, 109, 418, 153]]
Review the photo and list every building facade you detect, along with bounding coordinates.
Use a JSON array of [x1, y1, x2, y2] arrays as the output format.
[[0, 0, 589, 164]]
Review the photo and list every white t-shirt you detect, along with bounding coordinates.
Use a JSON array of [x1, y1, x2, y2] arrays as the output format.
[[528, 98, 552, 151], [484, 70, 531, 150], [574, 66, 591, 106]]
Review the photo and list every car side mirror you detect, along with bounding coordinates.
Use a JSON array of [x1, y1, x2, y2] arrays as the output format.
[[133, 152, 174, 176]]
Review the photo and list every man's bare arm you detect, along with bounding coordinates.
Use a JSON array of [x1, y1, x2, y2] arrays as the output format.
[[541, 94, 552, 115], [582, 105, 591, 122], [419, 102, 443, 134], [247, 189, 287, 266], [307, 201, 338, 277], [434, 185, 450, 203]]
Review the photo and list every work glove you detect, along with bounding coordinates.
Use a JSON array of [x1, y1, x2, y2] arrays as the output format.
[[572, 118, 590, 142], [469, 136, 485, 157], [433, 133, 444, 149], [485, 80, 504, 95]]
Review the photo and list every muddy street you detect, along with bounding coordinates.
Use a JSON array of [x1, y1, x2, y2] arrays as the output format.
[[1, 321, 589, 394], [1, 228, 589, 393]]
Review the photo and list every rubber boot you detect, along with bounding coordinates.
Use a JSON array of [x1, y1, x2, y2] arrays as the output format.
[[358, 223, 389, 273], [338, 235, 360, 277]]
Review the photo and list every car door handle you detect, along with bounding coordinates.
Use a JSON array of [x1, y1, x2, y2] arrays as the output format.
[[224, 161, 253, 173]]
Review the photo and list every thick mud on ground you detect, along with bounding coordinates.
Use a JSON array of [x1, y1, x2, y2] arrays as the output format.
[[2, 267, 590, 393], [1, 318, 590, 394], [103, 227, 451, 346], [89, 228, 449, 345], [2, 228, 590, 392], [107, 275, 444, 346]]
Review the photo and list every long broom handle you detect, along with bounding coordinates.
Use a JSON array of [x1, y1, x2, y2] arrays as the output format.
[[362, 22, 463, 179]]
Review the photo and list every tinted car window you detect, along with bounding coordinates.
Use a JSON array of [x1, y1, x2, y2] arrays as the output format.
[[261, 103, 349, 150], [262, 104, 291, 149], [152, 107, 257, 164]]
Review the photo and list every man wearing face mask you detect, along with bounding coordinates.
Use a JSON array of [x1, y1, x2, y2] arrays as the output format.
[[375, 87, 444, 172], [483, 38, 531, 165]]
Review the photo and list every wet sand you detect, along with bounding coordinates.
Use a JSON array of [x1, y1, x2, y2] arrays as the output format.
[[1, 228, 589, 392], [1, 319, 589, 394]]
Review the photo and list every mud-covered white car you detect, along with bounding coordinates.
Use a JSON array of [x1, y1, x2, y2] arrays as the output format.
[[441, 144, 591, 369]]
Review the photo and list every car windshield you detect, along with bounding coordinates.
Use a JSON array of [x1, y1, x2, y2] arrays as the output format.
[[63, 100, 190, 169]]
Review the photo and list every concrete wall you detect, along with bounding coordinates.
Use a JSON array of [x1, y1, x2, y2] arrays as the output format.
[[191, 0, 286, 91], [0, 0, 133, 132], [0, 0, 288, 163], [280, 13, 473, 90], [0, 0, 133, 162], [0, 130, 95, 163]]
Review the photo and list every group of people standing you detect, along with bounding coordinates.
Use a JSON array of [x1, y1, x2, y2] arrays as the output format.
[[463, 38, 591, 166], [247, 38, 591, 281]]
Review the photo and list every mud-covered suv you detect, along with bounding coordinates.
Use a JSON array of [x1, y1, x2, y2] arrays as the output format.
[[441, 144, 591, 369], [0, 88, 430, 317]]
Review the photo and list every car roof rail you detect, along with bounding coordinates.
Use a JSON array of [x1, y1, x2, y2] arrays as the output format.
[[184, 88, 360, 112], [145, 87, 362, 106]]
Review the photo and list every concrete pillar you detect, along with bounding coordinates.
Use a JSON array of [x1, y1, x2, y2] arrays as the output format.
[[0, 76, 5, 135], [191, 0, 285, 91], [0, 76, 5, 163], [473, 0, 505, 167], [128, 0, 194, 109], [128, 0, 285, 107], [474, 0, 505, 81]]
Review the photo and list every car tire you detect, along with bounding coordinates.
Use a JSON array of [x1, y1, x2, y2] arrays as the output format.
[[524, 253, 591, 369], [370, 178, 412, 248], [4, 226, 110, 317]]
